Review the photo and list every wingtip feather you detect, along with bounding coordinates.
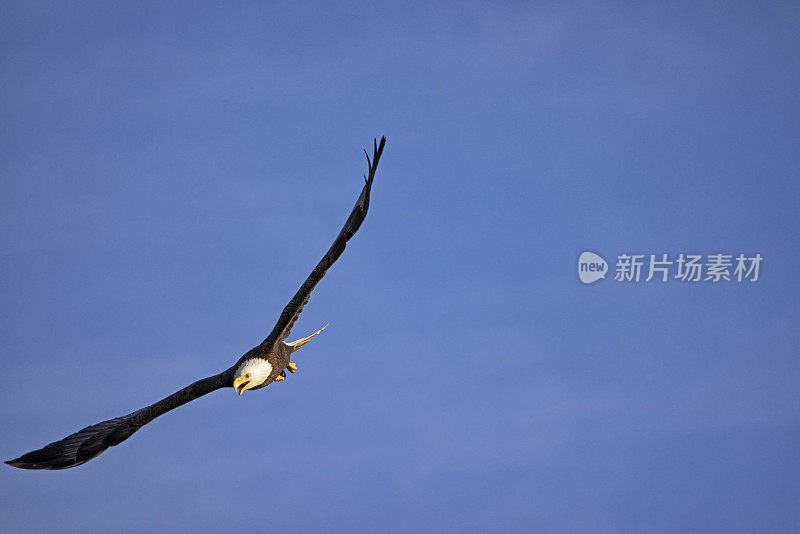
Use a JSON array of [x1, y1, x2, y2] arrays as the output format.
[[6, 415, 137, 470]]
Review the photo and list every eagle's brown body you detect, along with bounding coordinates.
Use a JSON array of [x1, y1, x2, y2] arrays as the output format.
[[240, 342, 292, 391]]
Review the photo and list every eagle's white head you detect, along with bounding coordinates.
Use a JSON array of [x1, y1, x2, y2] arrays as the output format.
[[232, 359, 272, 395]]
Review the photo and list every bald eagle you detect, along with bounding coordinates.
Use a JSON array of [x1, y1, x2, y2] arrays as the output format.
[[6, 137, 386, 470]]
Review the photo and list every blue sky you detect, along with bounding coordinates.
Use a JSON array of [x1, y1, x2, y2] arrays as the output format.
[[1, 2, 798, 532]]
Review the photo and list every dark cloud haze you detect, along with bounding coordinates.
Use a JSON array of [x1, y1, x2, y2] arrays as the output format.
[[1, 2, 798, 532]]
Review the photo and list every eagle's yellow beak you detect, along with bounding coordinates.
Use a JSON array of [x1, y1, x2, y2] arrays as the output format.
[[233, 376, 252, 396]]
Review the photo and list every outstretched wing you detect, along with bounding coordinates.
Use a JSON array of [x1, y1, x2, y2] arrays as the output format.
[[6, 372, 230, 470], [259, 136, 386, 350]]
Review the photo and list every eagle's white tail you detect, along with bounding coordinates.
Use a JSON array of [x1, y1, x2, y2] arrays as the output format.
[[286, 324, 328, 352]]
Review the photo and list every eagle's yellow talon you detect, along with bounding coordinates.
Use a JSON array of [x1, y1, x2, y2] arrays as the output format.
[[287, 362, 297, 373], [274, 375, 286, 382]]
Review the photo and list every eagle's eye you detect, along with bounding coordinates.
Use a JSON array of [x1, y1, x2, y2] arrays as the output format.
[[245, 373, 251, 379]]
